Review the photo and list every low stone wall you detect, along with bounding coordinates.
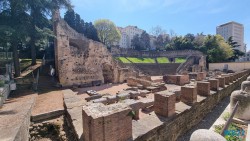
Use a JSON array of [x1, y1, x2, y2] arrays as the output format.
[[134, 70, 250, 141], [126, 63, 181, 75], [209, 62, 250, 72]]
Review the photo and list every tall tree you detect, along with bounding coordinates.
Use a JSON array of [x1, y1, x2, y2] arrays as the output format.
[[0, 0, 30, 77], [94, 19, 121, 48], [27, 0, 72, 65], [131, 34, 141, 50], [227, 36, 245, 61], [64, 10, 75, 29], [150, 25, 166, 37], [140, 31, 150, 50]]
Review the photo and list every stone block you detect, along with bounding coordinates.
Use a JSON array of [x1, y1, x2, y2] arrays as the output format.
[[106, 96, 118, 104], [221, 74, 230, 85], [82, 103, 132, 141], [92, 98, 108, 105], [117, 93, 130, 100], [129, 91, 140, 99], [169, 89, 181, 102], [138, 90, 150, 97], [137, 84, 144, 89], [208, 79, 219, 91], [230, 90, 250, 120], [127, 77, 152, 88], [126, 87, 138, 91], [197, 81, 210, 96], [189, 72, 206, 81], [216, 77, 225, 88], [181, 85, 197, 104], [85, 94, 102, 102], [146, 86, 161, 93], [154, 90, 176, 117], [164, 75, 189, 85]]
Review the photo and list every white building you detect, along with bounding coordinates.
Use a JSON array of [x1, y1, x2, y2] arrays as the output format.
[[117, 26, 144, 48], [216, 21, 245, 52]]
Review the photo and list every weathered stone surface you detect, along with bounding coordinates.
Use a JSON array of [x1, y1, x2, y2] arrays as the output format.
[[138, 90, 151, 97], [181, 85, 197, 104], [127, 77, 152, 88], [221, 74, 230, 85], [92, 97, 108, 105], [241, 81, 250, 92], [82, 103, 132, 141], [126, 87, 138, 91], [154, 90, 176, 117], [190, 129, 226, 141], [208, 79, 219, 91], [106, 95, 118, 104], [129, 91, 140, 99], [216, 77, 225, 88], [230, 90, 250, 120], [197, 81, 210, 96], [85, 94, 102, 102], [117, 93, 130, 100], [163, 75, 189, 86], [53, 10, 136, 87], [0, 91, 37, 141]]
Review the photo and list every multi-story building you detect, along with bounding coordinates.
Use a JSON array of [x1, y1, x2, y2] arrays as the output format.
[[117, 26, 144, 48], [216, 21, 245, 52]]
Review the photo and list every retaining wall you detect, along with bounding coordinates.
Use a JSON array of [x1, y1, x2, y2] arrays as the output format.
[[134, 70, 250, 141]]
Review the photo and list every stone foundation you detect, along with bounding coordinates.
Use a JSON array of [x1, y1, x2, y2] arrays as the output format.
[[82, 103, 132, 141], [163, 75, 189, 86], [154, 91, 176, 117]]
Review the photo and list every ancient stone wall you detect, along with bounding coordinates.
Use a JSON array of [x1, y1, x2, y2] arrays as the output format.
[[134, 70, 250, 141], [53, 11, 135, 87], [111, 47, 204, 58]]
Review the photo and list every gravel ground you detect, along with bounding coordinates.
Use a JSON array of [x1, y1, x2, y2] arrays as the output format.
[[177, 96, 230, 141]]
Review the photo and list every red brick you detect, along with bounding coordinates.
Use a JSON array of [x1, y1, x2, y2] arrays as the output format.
[[216, 77, 225, 88], [154, 91, 176, 117], [197, 81, 210, 96], [208, 79, 219, 91], [181, 85, 197, 104]]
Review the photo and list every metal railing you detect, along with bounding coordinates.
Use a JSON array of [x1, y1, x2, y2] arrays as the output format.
[[220, 101, 239, 136], [0, 52, 13, 60]]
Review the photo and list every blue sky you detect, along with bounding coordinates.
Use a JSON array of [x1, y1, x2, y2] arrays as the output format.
[[62, 0, 250, 51]]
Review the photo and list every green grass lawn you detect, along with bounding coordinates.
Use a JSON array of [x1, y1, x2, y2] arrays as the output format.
[[175, 58, 186, 63], [157, 57, 169, 63], [117, 57, 131, 63], [117, 57, 186, 63], [126, 57, 155, 63]]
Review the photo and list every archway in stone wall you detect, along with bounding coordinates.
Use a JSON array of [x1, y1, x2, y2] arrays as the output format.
[[102, 63, 114, 83]]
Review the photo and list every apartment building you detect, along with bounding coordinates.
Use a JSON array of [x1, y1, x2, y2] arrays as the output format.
[[117, 26, 144, 48], [216, 21, 245, 52]]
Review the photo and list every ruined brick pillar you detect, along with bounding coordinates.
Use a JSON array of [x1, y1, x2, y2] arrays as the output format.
[[221, 74, 230, 85], [197, 81, 210, 96], [216, 77, 225, 88], [208, 79, 219, 91], [154, 91, 176, 117], [181, 85, 197, 104], [82, 103, 132, 141]]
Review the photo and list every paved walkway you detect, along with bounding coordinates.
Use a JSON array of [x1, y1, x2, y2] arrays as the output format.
[[0, 90, 37, 141]]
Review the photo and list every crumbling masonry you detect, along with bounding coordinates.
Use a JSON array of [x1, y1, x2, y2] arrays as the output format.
[[53, 10, 136, 87]]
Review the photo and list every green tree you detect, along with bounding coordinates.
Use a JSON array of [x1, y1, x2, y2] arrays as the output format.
[[26, 0, 72, 65], [64, 10, 99, 41], [94, 19, 121, 48], [64, 10, 76, 29], [202, 35, 233, 63], [131, 34, 141, 51], [227, 36, 245, 61], [140, 31, 150, 50], [0, 0, 30, 77]]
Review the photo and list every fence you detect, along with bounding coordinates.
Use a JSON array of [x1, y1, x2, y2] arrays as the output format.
[[209, 62, 250, 72], [0, 52, 13, 60]]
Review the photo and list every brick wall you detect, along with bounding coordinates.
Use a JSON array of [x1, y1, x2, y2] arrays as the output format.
[[134, 70, 250, 141]]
